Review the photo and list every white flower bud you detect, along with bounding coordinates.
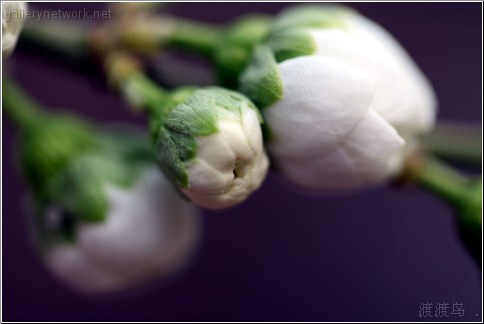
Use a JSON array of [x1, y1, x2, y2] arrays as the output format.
[[240, 6, 437, 191], [118, 70, 270, 209], [267, 56, 404, 189], [44, 167, 200, 295], [2, 1, 27, 58], [152, 87, 269, 209]]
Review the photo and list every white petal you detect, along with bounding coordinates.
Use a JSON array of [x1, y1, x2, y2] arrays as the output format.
[[266, 56, 408, 190], [185, 158, 233, 196], [308, 12, 436, 134], [277, 146, 360, 190], [341, 108, 405, 184], [263, 57, 374, 161], [275, 109, 404, 190], [266, 55, 376, 162]]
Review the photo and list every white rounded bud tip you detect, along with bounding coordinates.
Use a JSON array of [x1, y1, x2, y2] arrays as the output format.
[[266, 56, 405, 190], [183, 104, 269, 209]]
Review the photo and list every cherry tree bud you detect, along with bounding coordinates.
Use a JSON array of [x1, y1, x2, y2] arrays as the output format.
[[44, 166, 200, 295], [240, 5, 437, 191], [119, 72, 270, 209]]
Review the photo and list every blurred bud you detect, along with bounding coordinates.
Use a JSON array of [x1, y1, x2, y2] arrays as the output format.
[[3, 78, 201, 294], [43, 166, 199, 295], [2, 1, 27, 58], [16, 112, 200, 294]]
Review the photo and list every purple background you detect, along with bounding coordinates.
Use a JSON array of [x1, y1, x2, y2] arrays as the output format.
[[2, 2, 482, 322]]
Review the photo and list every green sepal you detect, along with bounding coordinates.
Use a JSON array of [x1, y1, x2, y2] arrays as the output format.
[[76, 130, 155, 219], [236, 5, 352, 107], [154, 127, 194, 189], [271, 4, 351, 32], [214, 14, 272, 88], [239, 45, 283, 109], [6, 77, 157, 243], [267, 28, 317, 63], [52, 152, 141, 223], [19, 114, 96, 194], [167, 86, 261, 136], [54, 158, 109, 223], [33, 126, 155, 245]]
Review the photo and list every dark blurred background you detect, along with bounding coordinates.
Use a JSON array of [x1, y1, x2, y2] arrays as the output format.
[[2, 2, 482, 322]]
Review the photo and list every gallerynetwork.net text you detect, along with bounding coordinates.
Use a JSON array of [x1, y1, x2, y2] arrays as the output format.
[[4, 8, 112, 22]]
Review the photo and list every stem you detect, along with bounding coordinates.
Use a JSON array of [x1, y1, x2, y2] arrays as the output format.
[[419, 121, 482, 164], [170, 18, 223, 57], [103, 52, 171, 115], [122, 14, 272, 88], [20, 19, 89, 63], [405, 153, 482, 266], [121, 16, 223, 57], [410, 154, 470, 206], [2, 77, 41, 130]]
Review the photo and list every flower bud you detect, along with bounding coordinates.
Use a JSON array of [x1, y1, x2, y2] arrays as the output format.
[[20, 120, 200, 294], [114, 66, 270, 209], [44, 166, 199, 295], [151, 87, 269, 209], [2, 1, 27, 58], [240, 5, 437, 191], [106, 52, 269, 209]]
